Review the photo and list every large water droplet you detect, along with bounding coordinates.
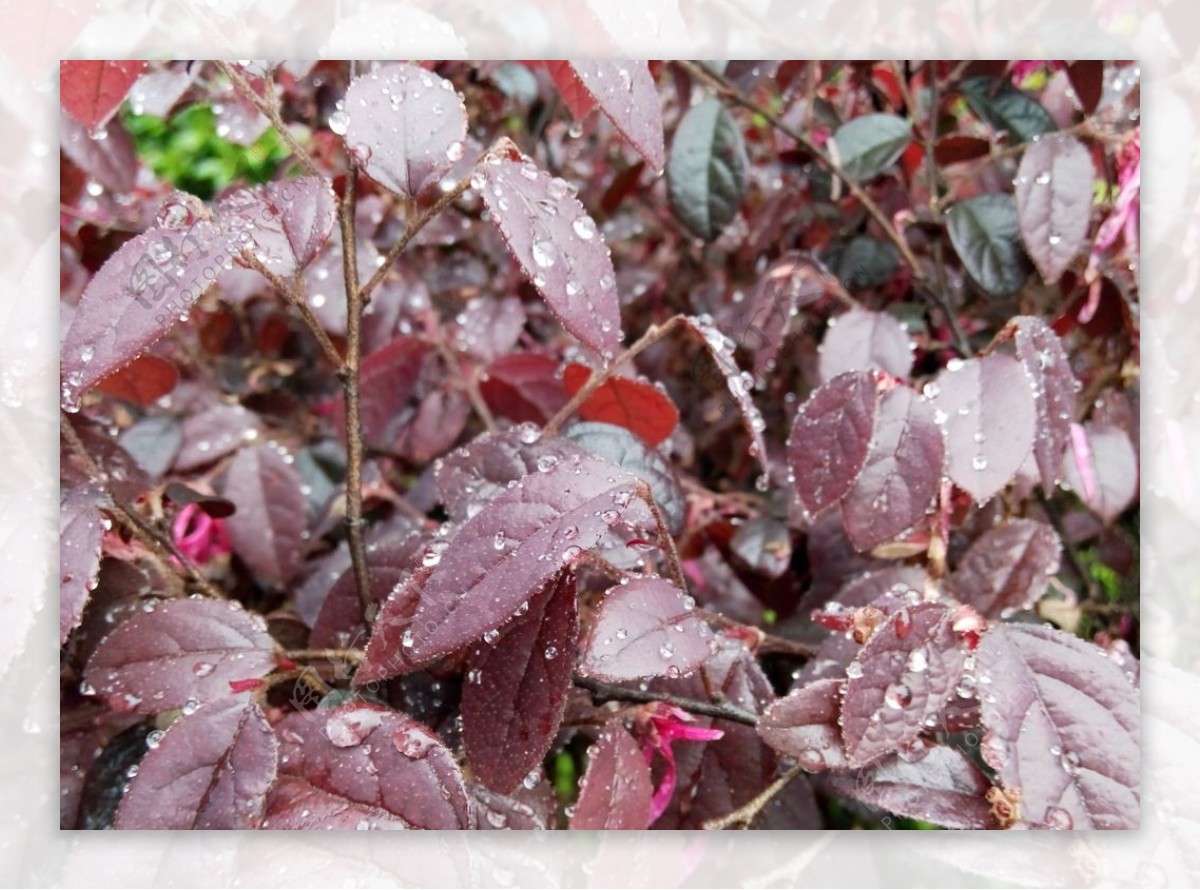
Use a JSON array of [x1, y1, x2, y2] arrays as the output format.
[[328, 110, 350, 135], [531, 239, 556, 268], [884, 682, 912, 709], [572, 216, 597, 241], [846, 662, 864, 680]]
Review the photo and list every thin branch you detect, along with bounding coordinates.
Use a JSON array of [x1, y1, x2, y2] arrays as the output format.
[[337, 157, 374, 629], [694, 608, 818, 659], [435, 339, 497, 433], [1037, 489, 1100, 602], [573, 675, 759, 726], [543, 317, 684, 435], [61, 412, 224, 599], [287, 648, 364, 663], [636, 482, 688, 594], [239, 250, 344, 369], [215, 61, 321, 178], [703, 763, 807, 830]]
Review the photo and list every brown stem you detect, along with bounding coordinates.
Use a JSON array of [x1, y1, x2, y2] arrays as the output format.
[[573, 675, 759, 726], [239, 251, 344, 369], [337, 160, 373, 628], [61, 412, 224, 599], [543, 317, 684, 435], [702, 763, 807, 830], [636, 482, 688, 593], [694, 607, 818, 658], [287, 648, 364, 663], [215, 61, 321, 178]]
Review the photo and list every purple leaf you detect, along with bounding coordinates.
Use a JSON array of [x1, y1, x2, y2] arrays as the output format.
[[435, 426, 586, 522], [114, 697, 277, 829], [930, 353, 1037, 502], [1062, 421, 1138, 523], [830, 745, 996, 829], [478, 153, 622, 359], [61, 213, 230, 404], [579, 577, 713, 682], [455, 295, 527, 363], [976, 623, 1139, 829], [330, 337, 431, 451], [818, 308, 914, 383], [219, 176, 336, 276], [1013, 316, 1076, 489], [60, 110, 138, 194], [729, 516, 792, 579], [757, 678, 850, 772], [1015, 134, 1094, 284], [841, 603, 967, 767], [407, 453, 640, 662], [833, 566, 929, 610], [567, 61, 665, 171], [469, 781, 555, 830], [841, 386, 945, 551], [569, 724, 653, 829], [950, 519, 1061, 618], [61, 484, 107, 645], [265, 703, 471, 829], [353, 565, 434, 684], [222, 443, 308, 588], [62, 416, 152, 505], [461, 572, 578, 792], [84, 598, 277, 714], [788, 370, 878, 515], [174, 402, 264, 471], [338, 63, 468, 197], [676, 315, 770, 477], [742, 252, 828, 379]]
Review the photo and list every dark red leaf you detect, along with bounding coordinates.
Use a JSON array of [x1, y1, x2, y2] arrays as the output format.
[[841, 603, 967, 767], [562, 362, 679, 446], [115, 697, 276, 829], [580, 577, 713, 682], [352, 565, 434, 684], [220, 176, 337, 276], [329, 337, 430, 451], [478, 153, 622, 359], [568, 724, 653, 829], [950, 519, 1061, 618], [95, 354, 178, 406], [542, 61, 596, 120], [933, 135, 992, 165], [61, 214, 229, 404], [469, 780, 555, 830], [221, 443, 309, 588], [757, 678, 850, 772], [1012, 316, 1076, 489], [404, 454, 639, 666], [60, 110, 137, 193], [338, 63, 467, 197], [461, 572, 578, 792], [830, 745, 996, 829], [61, 484, 107, 645], [788, 370, 878, 515], [818, 308, 914, 383], [565, 61, 665, 171], [930, 353, 1037, 502], [1067, 61, 1105, 114], [84, 598, 277, 714], [60, 60, 147, 131], [265, 703, 471, 829], [395, 388, 470, 462], [841, 386, 945, 551], [1015, 134, 1094, 284], [976, 623, 1139, 829], [479, 353, 568, 424], [1061, 421, 1138, 522]]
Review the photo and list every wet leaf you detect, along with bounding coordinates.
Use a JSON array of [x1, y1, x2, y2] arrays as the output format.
[[330, 337, 430, 451], [222, 443, 308, 588], [569, 724, 653, 829], [456, 295, 526, 363], [220, 176, 337, 276], [667, 98, 748, 240], [338, 63, 468, 197], [84, 598, 277, 714], [479, 353, 568, 424], [563, 61, 665, 171], [788, 371, 878, 515], [730, 516, 792, 579], [461, 572, 578, 792], [832, 113, 913, 181], [1015, 134, 1094, 283], [174, 402, 264, 471], [562, 362, 679, 447], [976, 623, 1139, 829], [950, 519, 1061, 618], [1061, 422, 1138, 523], [95, 354, 179, 406], [61, 484, 107, 645], [1012, 316, 1076, 489], [841, 603, 967, 767], [479, 153, 622, 359], [115, 697, 276, 829], [579, 577, 712, 682], [930, 353, 1037, 502], [959, 76, 1057, 144], [265, 702, 471, 829], [60, 60, 147, 131], [946, 193, 1031, 297], [757, 678, 850, 772], [841, 387, 945, 551], [818, 309, 914, 382]]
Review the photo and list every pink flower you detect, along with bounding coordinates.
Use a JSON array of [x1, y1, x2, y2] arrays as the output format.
[[172, 502, 232, 564], [640, 704, 724, 824], [1083, 131, 1139, 321], [1010, 60, 1065, 84]]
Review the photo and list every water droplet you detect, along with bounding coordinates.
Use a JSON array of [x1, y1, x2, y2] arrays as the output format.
[[516, 422, 541, 444], [572, 216, 597, 241], [493, 532, 508, 551], [798, 748, 825, 771], [536, 454, 559, 472], [326, 710, 382, 747], [531, 239, 556, 268], [906, 647, 929, 673], [393, 726, 435, 759], [1060, 749, 1081, 776], [615, 628, 628, 640], [1048, 232, 1062, 246], [328, 110, 350, 135], [182, 698, 200, 715], [146, 729, 165, 750], [659, 642, 675, 659], [486, 810, 508, 828], [483, 629, 500, 644], [1043, 806, 1073, 829], [192, 662, 214, 678], [846, 662, 864, 680], [543, 646, 558, 660], [972, 455, 989, 471], [401, 629, 415, 649], [884, 683, 912, 709], [560, 545, 582, 563], [1035, 171, 1051, 185], [446, 141, 464, 162]]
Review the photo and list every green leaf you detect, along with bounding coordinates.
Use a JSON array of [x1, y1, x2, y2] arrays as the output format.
[[667, 98, 748, 240], [832, 113, 913, 181], [959, 76, 1057, 145], [946, 194, 1031, 297], [821, 236, 900, 289]]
